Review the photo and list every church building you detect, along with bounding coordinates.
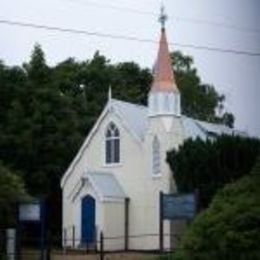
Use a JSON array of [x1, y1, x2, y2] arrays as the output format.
[[60, 8, 238, 251]]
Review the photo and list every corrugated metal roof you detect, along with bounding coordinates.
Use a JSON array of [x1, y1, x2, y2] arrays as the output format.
[[85, 172, 127, 199], [195, 120, 234, 136], [111, 99, 237, 140], [111, 99, 148, 140], [181, 116, 207, 140]]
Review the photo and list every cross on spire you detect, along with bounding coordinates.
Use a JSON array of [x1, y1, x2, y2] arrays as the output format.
[[158, 4, 168, 29]]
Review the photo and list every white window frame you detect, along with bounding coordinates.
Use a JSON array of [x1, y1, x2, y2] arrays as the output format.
[[105, 122, 120, 165], [152, 136, 161, 176]]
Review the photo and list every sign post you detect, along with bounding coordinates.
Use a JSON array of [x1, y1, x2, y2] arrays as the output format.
[[18, 199, 47, 260], [159, 191, 197, 251], [159, 192, 164, 252]]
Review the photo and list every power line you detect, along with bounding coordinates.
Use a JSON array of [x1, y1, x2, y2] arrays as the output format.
[[0, 19, 260, 57], [64, 0, 260, 34]]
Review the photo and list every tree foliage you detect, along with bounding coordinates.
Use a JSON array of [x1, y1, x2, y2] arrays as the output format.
[[172, 51, 234, 127], [0, 162, 29, 227], [173, 156, 260, 260], [0, 44, 234, 235], [167, 135, 260, 208]]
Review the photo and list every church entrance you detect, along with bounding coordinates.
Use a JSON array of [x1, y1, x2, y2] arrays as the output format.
[[81, 195, 96, 246]]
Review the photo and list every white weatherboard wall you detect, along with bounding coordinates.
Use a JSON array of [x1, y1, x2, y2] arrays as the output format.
[[103, 201, 125, 250]]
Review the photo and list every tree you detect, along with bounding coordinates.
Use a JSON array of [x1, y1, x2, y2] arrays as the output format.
[[23, 43, 50, 85], [0, 162, 29, 227], [167, 135, 260, 208], [172, 51, 234, 127], [173, 156, 260, 260]]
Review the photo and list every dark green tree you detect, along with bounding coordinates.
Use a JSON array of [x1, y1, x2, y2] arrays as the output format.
[[172, 51, 234, 127], [23, 43, 50, 85], [167, 135, 260, 208]]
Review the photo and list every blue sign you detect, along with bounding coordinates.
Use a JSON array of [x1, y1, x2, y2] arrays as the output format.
[[162, 193, 196, 220], [19, 202, 41, 221]]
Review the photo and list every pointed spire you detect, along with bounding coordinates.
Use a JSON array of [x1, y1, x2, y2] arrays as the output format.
[[159, 4, 167, 30], [151, 6, 178, 93]]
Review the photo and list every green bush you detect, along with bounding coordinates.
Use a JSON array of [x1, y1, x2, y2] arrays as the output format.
[[173, 157, 260, 260]]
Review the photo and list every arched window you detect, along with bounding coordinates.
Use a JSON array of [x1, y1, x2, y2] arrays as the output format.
[[105, 122, 120, 164], [152, 136, 161, 175]]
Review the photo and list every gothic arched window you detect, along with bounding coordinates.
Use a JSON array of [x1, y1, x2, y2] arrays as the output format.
[[152, 136, 161, 175], [105, 122, 120, 164]]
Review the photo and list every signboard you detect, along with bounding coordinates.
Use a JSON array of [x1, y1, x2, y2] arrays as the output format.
[[159, 192, 197, 251], [19, 202, 41, 221], [162, 193, 196, 220]]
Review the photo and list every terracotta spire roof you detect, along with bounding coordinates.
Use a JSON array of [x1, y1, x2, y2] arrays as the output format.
[[151, 28, 178, 92]]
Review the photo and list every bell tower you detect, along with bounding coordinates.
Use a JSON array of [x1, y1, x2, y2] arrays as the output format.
[[148, 6, 181, 118]]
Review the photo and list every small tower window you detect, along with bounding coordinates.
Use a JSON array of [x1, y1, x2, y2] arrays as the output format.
[[105, 122, 120, 164], [152, 136, 161, 175], [164, 94, 170, 112]]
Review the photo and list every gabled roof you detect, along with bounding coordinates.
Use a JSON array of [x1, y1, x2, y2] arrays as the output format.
[[61, 98, 238, 188], [109, 99, 237, 141], [111, 99, 148, 140], [85, 171, 126, 200], [69, 171, 127, 202]]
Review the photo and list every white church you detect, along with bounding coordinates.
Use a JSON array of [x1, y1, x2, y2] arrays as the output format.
[[60, 9, 239, 251]]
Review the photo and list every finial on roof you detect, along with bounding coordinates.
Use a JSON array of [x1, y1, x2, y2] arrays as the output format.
[[158, 4, 168, 29], [108, 85, 112, 102]]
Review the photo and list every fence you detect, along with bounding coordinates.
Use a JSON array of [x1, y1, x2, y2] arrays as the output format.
[[2, 229, 259, 260], [1, 228, 181, 260]]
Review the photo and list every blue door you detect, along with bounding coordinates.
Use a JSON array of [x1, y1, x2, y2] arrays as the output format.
[[81, 195, 96, 245]]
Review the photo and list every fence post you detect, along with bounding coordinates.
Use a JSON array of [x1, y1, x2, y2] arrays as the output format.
[[124, 197, 130, 251], [159, 191, 164, 252], [6, 229, 16, 260], [63, 229, 67, 255], [72, 226, 75, 249], [100, 232, 104, 260]]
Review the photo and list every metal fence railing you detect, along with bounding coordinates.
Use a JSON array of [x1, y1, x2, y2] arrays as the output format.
[[1, 229, 260, 260]]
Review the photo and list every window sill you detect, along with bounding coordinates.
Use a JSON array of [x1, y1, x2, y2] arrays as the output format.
[[103, 163, 123, 168], [152, 173, 162, 179]]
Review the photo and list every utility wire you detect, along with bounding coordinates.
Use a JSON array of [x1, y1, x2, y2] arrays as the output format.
[[64, 0, 260, 34], [0, 19, 260, 57]]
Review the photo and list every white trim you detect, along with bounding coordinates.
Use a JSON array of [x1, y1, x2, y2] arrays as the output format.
[[105, 122, 120, 164], [61, 102, 110, 188], [152, 174, 162, 179], [102, 163, 123, 168]]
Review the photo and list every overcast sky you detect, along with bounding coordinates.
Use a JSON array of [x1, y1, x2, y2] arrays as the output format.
[[1, 0, 260, 137]]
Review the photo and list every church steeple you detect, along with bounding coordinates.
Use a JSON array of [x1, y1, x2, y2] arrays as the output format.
[[148, 6, 181, 117]]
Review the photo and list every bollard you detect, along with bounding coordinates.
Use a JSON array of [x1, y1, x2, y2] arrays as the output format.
[[6, 229, 16, 260]]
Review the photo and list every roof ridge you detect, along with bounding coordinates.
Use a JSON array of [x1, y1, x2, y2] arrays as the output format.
[[112, 98, 147, 109], [183, 115, 231, 129]]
